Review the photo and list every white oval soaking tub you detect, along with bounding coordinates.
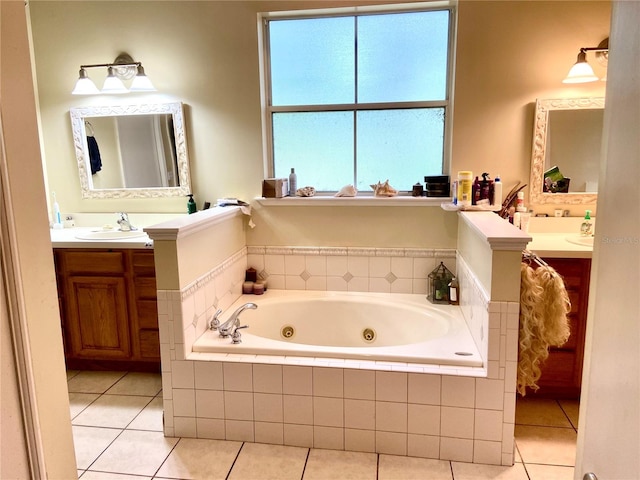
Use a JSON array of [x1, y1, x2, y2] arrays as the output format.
[[192, 290, 482, 367]]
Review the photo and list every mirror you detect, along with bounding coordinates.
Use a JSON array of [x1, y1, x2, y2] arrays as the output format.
[[70, 102, 191, 199], [529, 97, 604, 205]]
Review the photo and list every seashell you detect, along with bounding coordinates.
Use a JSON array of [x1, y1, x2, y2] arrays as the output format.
[[370, 179, 398, 197], [296, 186, 316, 197], [334, 184, 358, 197]]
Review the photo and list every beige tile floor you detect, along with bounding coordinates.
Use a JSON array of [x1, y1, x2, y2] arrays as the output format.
[[69, 370, 579, 479]]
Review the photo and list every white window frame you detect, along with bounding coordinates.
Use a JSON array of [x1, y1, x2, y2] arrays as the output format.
[[258, 2, 458, 193]]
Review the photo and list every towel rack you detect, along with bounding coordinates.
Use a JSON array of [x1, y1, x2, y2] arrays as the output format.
[[522, 250, 550, 268], [84, 120, 95, 136]]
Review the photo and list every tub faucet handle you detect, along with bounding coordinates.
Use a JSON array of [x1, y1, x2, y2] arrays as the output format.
[[231, 325, 249, 344], [209, 309, 223, 330]]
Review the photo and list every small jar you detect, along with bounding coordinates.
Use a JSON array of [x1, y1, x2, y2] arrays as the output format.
[[242, 281, 254, 294], [253, 283, 265, 295]]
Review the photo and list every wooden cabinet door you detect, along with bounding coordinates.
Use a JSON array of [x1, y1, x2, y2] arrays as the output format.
[[533, 257, 591, 398], [65, 275, 131, 359]]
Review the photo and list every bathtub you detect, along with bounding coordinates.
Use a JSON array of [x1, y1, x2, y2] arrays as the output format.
[[192, 290, 482, 367]]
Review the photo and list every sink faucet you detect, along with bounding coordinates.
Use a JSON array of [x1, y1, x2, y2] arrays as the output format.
[[216, 303, 257, 337], [116, 212, 136, 231]]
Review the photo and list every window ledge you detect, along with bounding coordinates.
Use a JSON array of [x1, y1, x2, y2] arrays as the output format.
[[254, 196, 451, 207]]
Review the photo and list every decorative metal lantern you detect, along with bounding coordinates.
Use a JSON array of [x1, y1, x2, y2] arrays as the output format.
[[428, 262, 454, 304]]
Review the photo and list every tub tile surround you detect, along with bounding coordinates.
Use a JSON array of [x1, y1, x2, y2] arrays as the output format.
[[147, 210, 526, 466]]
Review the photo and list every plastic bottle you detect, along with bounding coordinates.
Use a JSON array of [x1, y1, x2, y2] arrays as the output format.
[[187, 194, 197, 214], [52, 192, 63, 229], [289, 168, 297, 197], [448, 277, 459, 305], [493, 174, 503, 207], [580, 210, 593, 236], [457, 171, 473, 206], [516, 191, 527, 212]]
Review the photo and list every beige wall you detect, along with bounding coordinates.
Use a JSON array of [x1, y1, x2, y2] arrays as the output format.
[[29, 0, 609, 243]]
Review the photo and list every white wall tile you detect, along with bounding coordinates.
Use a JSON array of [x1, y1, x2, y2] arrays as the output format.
[[326, 276, 348, 291], [376, 371, 407, 402], [376, 402, 407, 433], [376, 431, 407, 456], [369, 257, 391, 278], [264, 254, 285, 275], [255, 422, 284, 445], [347, 256, 369, 277], [473, 440, 502, 465], [327, 256, 348, 276], [224, 391, 253, 421], [174, 416, 197, 437], [171, 361, 196, 389], [503, 393, 516, 424], [348, 277, 369, 292], [345, 429, 376, 453], [475, 379, 504, 410], [441, 376, 475, 408], [502, 423, 515, 454], [313, 367, 343, 397], [407, 434, 440, 459], [223, 363, 253, 392], [173, 389, 196, 417], [306, 276, 327, 291], [474, 409, 503, 441], [196, 418, 225, 440], [390, 279, 413, 294], [391, 257, 413, 279], [313, 397, 343, 427], [253, 364, 283, 394], [225, 420, 254, 442], [194, 362, 223, 390], [285, 275, 306, 290], [254, 393, 283, 423], [284, 424, 313, 448], [306, 256, 327, 276], [195, 390, 224, 419], [344, 369, 375, 400], [441, 406, 474, 439], [408, 373, 440, 405], [283, 395, 313, 425], [314, 426, 344, 450], [408, 404, 440, 435], [369, 278, 390, 293], [283, 366, 312, 395], [262, 274, 282, 290], [440, 437, 473, 462], [344, 399, 375, 430], [284, 255, 305, 276]]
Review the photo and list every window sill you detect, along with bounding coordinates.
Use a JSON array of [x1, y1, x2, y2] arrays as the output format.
[[254, 196, 452, 207]]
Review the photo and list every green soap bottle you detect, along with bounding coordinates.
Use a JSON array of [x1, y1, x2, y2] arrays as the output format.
[[187, 194, 197, 214], [580, 210, 592, 236]]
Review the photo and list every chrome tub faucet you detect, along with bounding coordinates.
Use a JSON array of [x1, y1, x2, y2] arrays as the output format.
[[211, 303, 258, 338]]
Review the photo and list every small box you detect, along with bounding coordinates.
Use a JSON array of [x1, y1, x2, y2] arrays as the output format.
[[262, 178, 289, 198]]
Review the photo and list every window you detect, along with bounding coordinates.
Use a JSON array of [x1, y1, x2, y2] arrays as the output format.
[[262, 5, 455, 193]]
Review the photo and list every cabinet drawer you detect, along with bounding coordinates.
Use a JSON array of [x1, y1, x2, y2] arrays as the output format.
[[137, 300, 159, 329], [135, 277, 157, 299], [132, 251, 156, 275], [139, 329, 160, 359], [62, 251, 125, 274]]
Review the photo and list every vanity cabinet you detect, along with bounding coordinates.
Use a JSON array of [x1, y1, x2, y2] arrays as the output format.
[[54, 248, 160, 371], [533, 257, 591, 398]]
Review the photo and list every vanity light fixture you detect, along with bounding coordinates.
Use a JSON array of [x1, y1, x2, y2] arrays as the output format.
[[562, 38, 609, 84], [71, 53, 156, 95]]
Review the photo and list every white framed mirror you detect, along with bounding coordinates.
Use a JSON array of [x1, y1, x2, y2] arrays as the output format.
[[70, 102, 191, 199], [529, 97, 604, 205]]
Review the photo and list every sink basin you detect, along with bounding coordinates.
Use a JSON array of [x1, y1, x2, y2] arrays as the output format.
[[75, 230, 148, 241], [565, 235, 594, 247]]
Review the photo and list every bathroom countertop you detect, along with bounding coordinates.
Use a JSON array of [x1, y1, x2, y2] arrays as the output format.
[[50, 227, 153, 249], [526, 232, 592, 258]]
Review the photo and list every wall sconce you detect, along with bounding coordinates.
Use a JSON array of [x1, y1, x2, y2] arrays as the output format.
[[72, 53, 156, 95], [563, 38, 609, 84]]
